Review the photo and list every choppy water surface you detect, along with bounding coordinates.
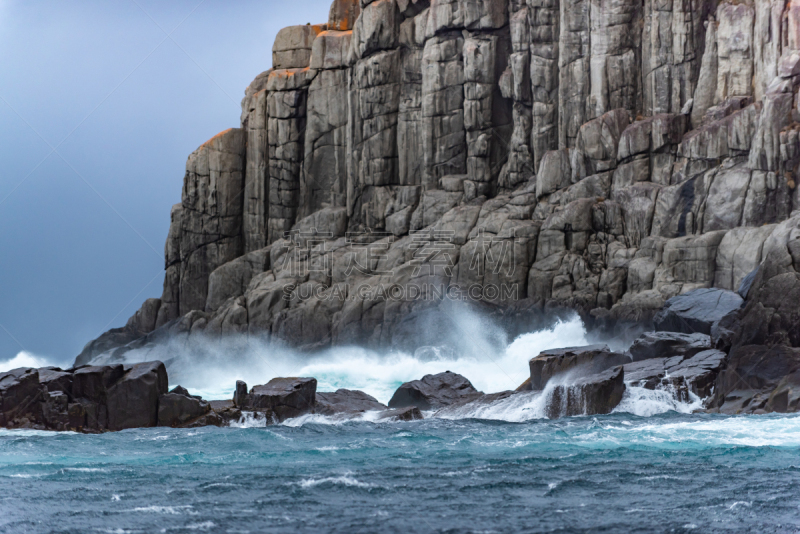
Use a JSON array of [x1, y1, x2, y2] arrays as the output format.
[[1, 413, 799, 534]]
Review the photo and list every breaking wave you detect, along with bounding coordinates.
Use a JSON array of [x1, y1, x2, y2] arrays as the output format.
[[79, 304, 703, 420]]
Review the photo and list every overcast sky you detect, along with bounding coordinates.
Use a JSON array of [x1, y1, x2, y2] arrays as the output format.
[[0, 0, 331, 367]]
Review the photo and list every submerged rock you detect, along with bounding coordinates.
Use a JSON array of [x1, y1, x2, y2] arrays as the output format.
[[377, 406, 424, 422], [388, 371, 481, 411]]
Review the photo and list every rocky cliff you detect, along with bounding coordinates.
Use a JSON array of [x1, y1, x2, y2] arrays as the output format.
[[78, 0, 800, 376]]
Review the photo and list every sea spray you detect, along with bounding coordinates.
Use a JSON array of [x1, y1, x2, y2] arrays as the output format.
[[99, 307, 599, 403]]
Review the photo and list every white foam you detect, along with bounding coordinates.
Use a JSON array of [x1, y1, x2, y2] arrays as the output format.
[[102, 308, 594, 404], [613, 385, 705, 417], [0, 351, 52, 373], [295, 473, 374, 489], [127, 505, 193, 515]]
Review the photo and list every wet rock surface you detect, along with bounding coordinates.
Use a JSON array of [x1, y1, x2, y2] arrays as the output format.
[[388, 371, 482, 410], [545, 367, 626, 419], [238, 377, 318, 422], [528, 345, 628, 391]]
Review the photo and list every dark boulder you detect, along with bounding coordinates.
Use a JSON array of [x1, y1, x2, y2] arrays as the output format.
[[528, 345, 628, 390], [243, 377, 317, 421], [377, 406, 424, 421], [628, 332, 711, 362], [233, 380, 248, 407], [654, 288, 743, 336], [545, 366, 625, 419], [315, 389, 387, 416], [388, 371, 481, 411], [72, 364, 125, 402], [713, 345, 800, 414], [42, 391, 70, 430], [0, 368, 42, 427], [106, 362, 168, 430], [158, 386, 211, 427], [209, 400, 242, 425]]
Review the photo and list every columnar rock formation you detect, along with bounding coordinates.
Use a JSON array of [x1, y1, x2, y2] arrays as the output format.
[[79, 0, 800, 367]]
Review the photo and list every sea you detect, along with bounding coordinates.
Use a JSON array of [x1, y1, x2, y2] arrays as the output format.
[[1, 313, 799, 533]]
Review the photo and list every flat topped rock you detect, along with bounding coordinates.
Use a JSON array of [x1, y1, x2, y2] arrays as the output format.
[[315, 389, 387, 416], [654, 288, 743, 335], [245, 377, 317, 422], [628, 332, 712, 362], [529, 345, 628, 391], [388, 371, 481, 411]]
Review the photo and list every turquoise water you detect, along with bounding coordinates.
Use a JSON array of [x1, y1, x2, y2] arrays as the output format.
[[1, 413, 799, 533]]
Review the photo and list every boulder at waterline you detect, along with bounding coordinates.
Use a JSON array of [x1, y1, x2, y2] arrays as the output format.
[[654, 288, 743, 336], [0, 368, 42, 427], [0, 361, 228, 432], [315, 389, 387, 416], [545, 367, 626, 419], [158, 386, 212, 427], [388, 371, 482, 411], [239, 377, 317, 422], [713, 345, 800, 415], [433, 391, 516, 419], [106, 362, 168, 431], [529, 345, 629, 391]]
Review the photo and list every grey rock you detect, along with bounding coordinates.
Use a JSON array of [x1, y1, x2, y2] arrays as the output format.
[[528, 344, 628, 391], [654, 288, 743, 336], [241, 377, 317, 422], [388, 371, 481, 410], [106, 362, 168, 431], [628, 332, 712, 362], [545, 366, 625, 419], [315, 389, 387, 415], [0, 368, 41, 427]]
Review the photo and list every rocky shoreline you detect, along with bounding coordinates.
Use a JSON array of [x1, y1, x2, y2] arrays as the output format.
[[65, 0, 800, 417], [3, 280, 797, 433]]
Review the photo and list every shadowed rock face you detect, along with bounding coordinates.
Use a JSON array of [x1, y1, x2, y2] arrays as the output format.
[[0, 362, 169, 432], [545, 366, 626, 419], [76, 0, 800, 416], [528, 345, 628, 391], [388, 371, 481, 410], [239, 377, 318, 422]]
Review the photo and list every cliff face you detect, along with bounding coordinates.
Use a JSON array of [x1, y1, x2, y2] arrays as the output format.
[[78, 0, 800, 364]]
